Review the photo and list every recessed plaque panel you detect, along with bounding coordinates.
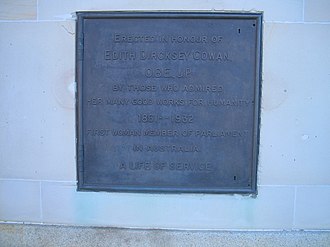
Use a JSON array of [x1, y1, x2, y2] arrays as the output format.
[[76, 12, 262, 193]]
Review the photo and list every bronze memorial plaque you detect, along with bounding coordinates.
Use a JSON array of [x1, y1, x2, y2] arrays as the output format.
[[76, 12, 262, 193]]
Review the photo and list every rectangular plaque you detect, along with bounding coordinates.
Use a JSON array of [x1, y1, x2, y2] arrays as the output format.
[[76, 12, 262, 193]]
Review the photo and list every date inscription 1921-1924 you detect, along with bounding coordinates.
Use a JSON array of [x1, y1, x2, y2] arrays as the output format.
[[76, 12, 262, 194]]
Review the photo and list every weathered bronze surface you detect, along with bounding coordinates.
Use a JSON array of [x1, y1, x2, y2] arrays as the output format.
[[76, 12, 262, 193]]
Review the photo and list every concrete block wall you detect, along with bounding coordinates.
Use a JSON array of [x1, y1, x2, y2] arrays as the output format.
[[0, 0, 329, 230]]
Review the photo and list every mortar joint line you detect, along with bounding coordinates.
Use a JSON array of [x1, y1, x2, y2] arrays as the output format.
[[39, 181, 43, 222], [302, 0, 305, 22], [293, 186, 298, 229], [37, 0, 39, 21]]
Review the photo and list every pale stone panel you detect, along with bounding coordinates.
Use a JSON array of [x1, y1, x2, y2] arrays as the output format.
[[41, 182, 295, 229], [37, 0, 303, 22], [305, 0, 330, 22], [258, 23, 330, 185], [0, 0, 37, 20], [295, 186, 330, 229], [0, 180, 41, 222], [0, 22, 76, 180]]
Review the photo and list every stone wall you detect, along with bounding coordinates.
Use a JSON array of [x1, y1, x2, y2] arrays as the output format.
[[0, 0, 329, 230]]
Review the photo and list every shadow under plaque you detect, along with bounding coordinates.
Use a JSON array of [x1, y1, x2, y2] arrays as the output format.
[[76, 12, 262, 194]]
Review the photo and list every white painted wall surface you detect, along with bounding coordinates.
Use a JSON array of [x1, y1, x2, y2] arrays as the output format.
[[0, 0, 329, 230]]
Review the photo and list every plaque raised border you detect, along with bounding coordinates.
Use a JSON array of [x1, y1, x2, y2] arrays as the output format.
[[76, 12, 262, 194]]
